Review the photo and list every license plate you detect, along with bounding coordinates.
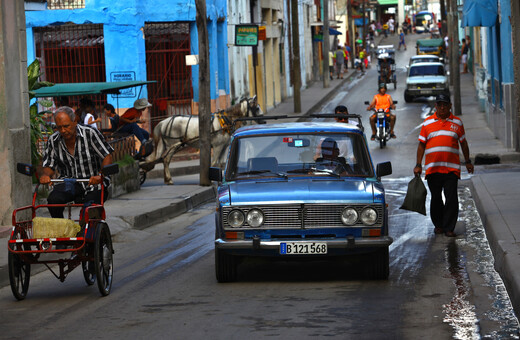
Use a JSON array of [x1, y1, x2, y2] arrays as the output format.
[[420, 90, 431, 94], [280, 242, 327, 255]]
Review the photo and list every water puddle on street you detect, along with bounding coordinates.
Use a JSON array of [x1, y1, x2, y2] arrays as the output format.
[[444, 187, 520, 339]]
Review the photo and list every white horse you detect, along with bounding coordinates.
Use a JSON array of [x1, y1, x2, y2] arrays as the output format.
[[145, 97, 262, 185]]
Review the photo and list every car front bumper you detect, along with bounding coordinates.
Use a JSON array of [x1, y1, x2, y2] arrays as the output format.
[[406, 88, 448, 96], [215, 236, 393, 250]]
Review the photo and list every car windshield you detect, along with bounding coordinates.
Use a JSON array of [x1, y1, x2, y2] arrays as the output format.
[[226, 132, 373, 180], [409, 65, 444, 76]]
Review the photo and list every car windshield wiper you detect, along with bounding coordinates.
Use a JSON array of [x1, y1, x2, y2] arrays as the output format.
[[286, 168, 312, 174], [237, 170, 288, 179]]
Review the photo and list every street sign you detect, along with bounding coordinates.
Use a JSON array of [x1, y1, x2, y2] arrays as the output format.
[[235, 24, 258, 46]]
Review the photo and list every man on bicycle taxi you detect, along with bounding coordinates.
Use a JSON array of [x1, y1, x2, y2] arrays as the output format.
[[39, 106, 114, 219], [366, 83, 396, 140]]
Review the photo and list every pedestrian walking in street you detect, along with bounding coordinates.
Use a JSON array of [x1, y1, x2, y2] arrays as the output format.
[[413, 94, 474, 237], [335, 45, 345, 79], [329, 50, 334, 80], [398, 30, 407, 50]]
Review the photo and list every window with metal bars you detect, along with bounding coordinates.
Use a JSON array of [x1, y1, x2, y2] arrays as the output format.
[[145, 22, 193, 127], [34, 23, 108, 127], [47, 0, 85, 10]]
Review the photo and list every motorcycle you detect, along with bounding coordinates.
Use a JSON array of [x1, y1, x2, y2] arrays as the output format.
[[365, 101, 398, 149]]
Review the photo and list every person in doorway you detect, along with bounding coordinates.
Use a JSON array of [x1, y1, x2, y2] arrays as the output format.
[[118, 98, 152, 143], [40, 106, 114, 219], [461, 38, 469, 73], [329, 50, 335, 80], [414, 94, 474, 237], [367, 83, 396, 140], [80, 98, 101, 130]]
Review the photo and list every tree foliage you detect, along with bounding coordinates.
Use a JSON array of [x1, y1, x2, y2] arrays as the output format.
[[27, 59, 54, 166]]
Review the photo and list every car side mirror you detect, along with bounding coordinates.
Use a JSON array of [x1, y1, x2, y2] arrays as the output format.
[[209, 167, 223, 182], [17, 163, 35, 177], [101, 164, 119, 176], [376, 161, 392, 178]]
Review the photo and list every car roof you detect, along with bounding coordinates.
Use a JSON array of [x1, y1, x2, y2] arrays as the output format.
[[409, 62, 444, 67], [411, 55, 439, 59], [234, 121, 363, 138]]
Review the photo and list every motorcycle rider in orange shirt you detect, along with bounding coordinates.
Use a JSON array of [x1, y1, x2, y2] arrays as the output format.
[[366, 83, 396, 140]]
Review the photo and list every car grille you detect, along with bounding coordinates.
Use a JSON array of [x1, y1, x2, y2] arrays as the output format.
[[416, 83, 446, 89], [222, 204, 384, 229]]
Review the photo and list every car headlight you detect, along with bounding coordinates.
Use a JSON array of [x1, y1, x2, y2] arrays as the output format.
[[360, 208, 378, 225], [228, 209, 245, 228], [341, 207, 358, 225], [246, 209, 264, 227]]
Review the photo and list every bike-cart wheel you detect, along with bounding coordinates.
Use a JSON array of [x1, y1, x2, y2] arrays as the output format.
[[139, 169, 146, 185], [94, 223, 113, 296], [82, 244, 96, 286], [394, 79, 397, 90], [8, 250, 31, 300], [82, 261, 96, 285]]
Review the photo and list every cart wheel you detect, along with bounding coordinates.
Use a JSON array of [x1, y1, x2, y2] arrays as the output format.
[[8, 251, 31, 300], [394, 81, 397, 90], [139, 169, 146, 185], [82, 260, 96, 286], [94, 223, 113, 296]]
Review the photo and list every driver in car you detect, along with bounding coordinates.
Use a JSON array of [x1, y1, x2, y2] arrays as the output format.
[[40, 106, 114, 219], [367, 83, 396, 140], [315, 138, 349, 175]]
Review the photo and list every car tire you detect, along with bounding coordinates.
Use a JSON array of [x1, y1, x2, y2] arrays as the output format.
[[215, 248, 239, 283], [404, 92, 413, 103], [365, 248, 389, 280]]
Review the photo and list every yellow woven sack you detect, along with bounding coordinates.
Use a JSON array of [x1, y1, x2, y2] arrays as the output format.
[[32, 217, 81, 238]]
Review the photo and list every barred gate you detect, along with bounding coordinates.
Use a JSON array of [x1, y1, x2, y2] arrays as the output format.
[[145, 22, 193, 129]]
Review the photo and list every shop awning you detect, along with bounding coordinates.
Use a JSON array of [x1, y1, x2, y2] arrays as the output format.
[[31, 81, 156, 97], [461, 0, 497, 27], [329, 28, 342, 35], [377, 0, 398, 5]]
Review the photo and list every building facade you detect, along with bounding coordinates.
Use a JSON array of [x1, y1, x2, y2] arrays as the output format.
[[25, 0, 230, 132]]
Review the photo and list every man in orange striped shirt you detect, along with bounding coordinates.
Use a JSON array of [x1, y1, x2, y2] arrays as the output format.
[[413, 94, 474, 237]]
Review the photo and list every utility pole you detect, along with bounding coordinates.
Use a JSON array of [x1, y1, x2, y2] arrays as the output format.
[[447, 0, 461, 115], [323, 0, 330, 88], [347, 0, 356, 69], [511, 0, 520, 151], [291, 0, 302, 112], [195, 0, 211, 185]]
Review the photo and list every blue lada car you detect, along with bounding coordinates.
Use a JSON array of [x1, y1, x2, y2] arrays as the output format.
[[209, 120, 393, 282]]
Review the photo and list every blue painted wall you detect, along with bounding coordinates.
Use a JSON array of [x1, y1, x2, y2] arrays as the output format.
[[25, 0, 229, 108]]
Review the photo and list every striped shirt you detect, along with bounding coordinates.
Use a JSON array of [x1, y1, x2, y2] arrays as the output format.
[[418, 113, 466, 178], [42, 125, 114, 191]]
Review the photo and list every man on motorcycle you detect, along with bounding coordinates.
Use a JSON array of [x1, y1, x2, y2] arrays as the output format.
[[367, 83, 396, 140]]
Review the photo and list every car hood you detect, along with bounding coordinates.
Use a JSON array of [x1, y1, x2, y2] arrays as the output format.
[[406, 75, 447, 84], [222, 178, 384, 205]]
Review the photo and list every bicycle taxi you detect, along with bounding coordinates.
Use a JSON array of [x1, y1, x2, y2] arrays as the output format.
[[8, 163, 119, 300], [376, 45, 397, 89]]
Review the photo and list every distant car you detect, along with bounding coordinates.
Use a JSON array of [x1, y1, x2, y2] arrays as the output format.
[[209, 120, 393, 282], [409, 55, 441, 65], [404, 62, 449, 102]]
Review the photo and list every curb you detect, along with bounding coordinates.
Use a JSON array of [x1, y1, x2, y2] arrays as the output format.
[[146, 164, 200, 180], [469, 175, 520, 315], [118, 186, 216, 230]]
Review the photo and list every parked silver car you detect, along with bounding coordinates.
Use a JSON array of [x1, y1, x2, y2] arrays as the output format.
[[404, 62, 449, 102]]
